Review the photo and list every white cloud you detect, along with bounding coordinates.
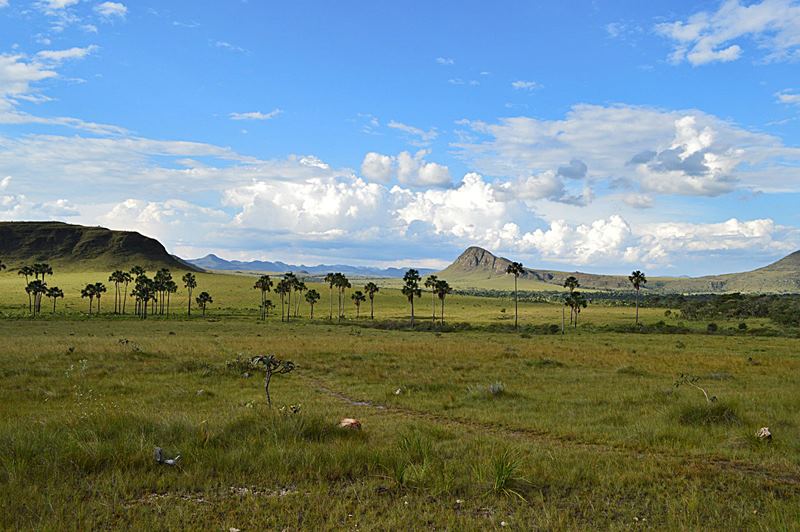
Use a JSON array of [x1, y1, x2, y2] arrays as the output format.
[[455, 103, 800, 196], [0, 1, 9, 8], [42, 0, 79, 9], [511, 80, 542, 91], [229, 109, 282, 121], [36, 45, 99, 63], [656, 0, 800, 65], [776, 89, 800, 105], [214, 40, 246, 53], [361, 152, 393, 183], [622, 193, 654, 209], [436, 57, 454, 65], [387, 120, 438, 146], [94, 1, 127, 19], [0, 176, 10, 190], [360, 150, 451, 187]]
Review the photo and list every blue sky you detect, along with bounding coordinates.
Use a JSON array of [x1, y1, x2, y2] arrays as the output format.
[[1, 0, 800, 275]]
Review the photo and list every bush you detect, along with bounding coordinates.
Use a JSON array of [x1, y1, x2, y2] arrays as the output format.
[[677, 402, 741, 426], [526, 358, 565, 369], [707, 322, 719, 333], [738, 322, 748, 331]]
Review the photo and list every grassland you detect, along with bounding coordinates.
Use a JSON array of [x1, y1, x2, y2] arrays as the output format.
[[1, 269, 799, 529]]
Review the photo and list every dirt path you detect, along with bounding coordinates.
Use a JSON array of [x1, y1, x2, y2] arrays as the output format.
[[302, 374, 800, 488]]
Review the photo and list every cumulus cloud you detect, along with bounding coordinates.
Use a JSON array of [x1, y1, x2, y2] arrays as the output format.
[[435, 57, 454, 65], [455, 103, 800, 196], [656, 0, 800, 65], [360, 150, 451, 187], [360, 152, 393, 183]]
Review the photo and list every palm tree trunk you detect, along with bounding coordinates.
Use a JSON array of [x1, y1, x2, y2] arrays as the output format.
[[370, 297, 374, 320], [514, 276, 519, 329], [187, 289, 192, 316], [635, 289, 640, 325], [432, 292, 436, 322], [123, 282, 128, 314], [410, 298, 415, 327], [441, 298, 445, 325], [329, 287, 333, 320], [310, 304, 314, 319]]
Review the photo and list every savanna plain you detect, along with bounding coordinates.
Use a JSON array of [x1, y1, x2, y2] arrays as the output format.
[[1, 271, 799, 530]]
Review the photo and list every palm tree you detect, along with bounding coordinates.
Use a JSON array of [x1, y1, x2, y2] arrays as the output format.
[[132, 275, 155, 319], [364, 282, 380, 319], [293, 279, 307, 318], [182, 272, 197, 316], [335, 273, 351, 321], [506, 261, 524, 329], [93, 282, 107, 314], [120, 271, 132, 314], [164, 279, 177, 315], [196, 291, 213, 316], [435, 279, 452, 325], [108, 270, 125, 313], [81, 284, 96, 315], [351, 290, 366, 318], [275, 279, 290, 322], [424, 274, 439, 322], [628, 270, 647, 325], [325, 273, 336, 320], [283, 273, 298, 322], [305, 289, 320, 319], [254, 275, 273, 320], [26, 280, 47, 315], [563, 275, 580, 325], [18, 265, 34, 313], [46, 286, 64, 313], [563, 291, 588, 328], [402, 269, 422, 326], [33, 263, 52, 283]]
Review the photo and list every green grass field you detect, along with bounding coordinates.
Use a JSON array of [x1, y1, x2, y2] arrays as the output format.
[[1, 269, 799, 529]]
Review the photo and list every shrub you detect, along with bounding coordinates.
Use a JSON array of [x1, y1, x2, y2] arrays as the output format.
[[526, 358, 565, 369], [617, 365, 646, 376], [707, 322, 719, 333], [677, 402, 741, 426], [738, 322, 748, 331]]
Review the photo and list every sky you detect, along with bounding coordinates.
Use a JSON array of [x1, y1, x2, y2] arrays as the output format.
[[1, 0, 800, 275]]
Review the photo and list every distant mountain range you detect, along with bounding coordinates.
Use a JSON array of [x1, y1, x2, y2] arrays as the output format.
[[439, 246, 800, 294], [187, 253, 436, 278]]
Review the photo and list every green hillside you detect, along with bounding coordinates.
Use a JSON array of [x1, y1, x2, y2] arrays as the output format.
[[439, 246, 800, 294], [0, 221, 200, 272]]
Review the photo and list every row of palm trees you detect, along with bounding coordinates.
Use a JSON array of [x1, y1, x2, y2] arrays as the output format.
[[402, 269, 453, 326], [8, 262, 65, 316], [505, 261, 648, 329]]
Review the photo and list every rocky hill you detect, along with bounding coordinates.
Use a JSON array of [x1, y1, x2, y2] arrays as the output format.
[[0, 221, 200, 272]]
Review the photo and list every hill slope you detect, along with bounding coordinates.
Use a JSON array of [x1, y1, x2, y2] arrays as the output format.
[[0, 222, 200, 272], [439, 246, 800, 294]]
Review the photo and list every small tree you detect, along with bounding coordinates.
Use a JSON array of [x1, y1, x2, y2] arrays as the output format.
[[628, 270, 647, 325], [364, 281, 380, 319], [81, 284, 96, 315], [251, 354, 296, 407], [305, 289, 320, 319], [182, 272, 197, 316], [435, 279, 452, 325], [506, 261, 524, 329], [424, 274, 439, 322], [351, 290, 366, 318], [46, 286, 64, 313], [402, 269, 422, 326], [196, 291, 213, 316], [93, 282, 107, 314]]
